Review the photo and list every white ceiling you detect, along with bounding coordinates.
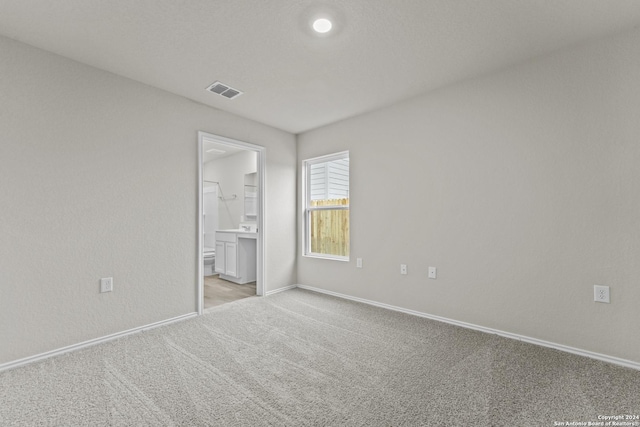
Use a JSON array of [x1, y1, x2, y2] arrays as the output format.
[[202, 137, 244, 163], [1, 1, 640, 134]]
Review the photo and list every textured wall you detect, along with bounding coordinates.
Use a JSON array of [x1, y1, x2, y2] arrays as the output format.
[[0, 36, 296, 364], [297, 28, 640, 363]]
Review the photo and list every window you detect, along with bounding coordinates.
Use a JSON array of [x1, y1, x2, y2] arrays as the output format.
[[303, 151, 349, 260]]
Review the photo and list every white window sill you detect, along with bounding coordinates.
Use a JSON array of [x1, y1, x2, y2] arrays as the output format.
[[303, 253, 349, 262]]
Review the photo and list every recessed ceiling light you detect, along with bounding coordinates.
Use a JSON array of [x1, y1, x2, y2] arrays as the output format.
[[312, 18, 332, 34]]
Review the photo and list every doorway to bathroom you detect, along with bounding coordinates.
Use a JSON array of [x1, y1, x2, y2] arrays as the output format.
[[197, 131, 265, 314]]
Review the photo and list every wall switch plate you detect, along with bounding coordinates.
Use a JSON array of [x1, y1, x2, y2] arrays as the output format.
[[428, 266, 437, 279], [356, 258, 362, 268], [100, 277, 113, 293], [400, 264, 407, 275], [594, 285, 610, 303]]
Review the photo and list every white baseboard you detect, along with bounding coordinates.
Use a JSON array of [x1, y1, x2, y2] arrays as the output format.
[[0, 312, 198, 373], [265, 284, 297, 296], [296, 284, 640, 371]]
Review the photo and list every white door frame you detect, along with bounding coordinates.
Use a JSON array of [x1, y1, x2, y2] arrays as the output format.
[[197, 131, 266, 315]]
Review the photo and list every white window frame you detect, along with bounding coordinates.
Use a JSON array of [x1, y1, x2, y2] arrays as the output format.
[[302, 151, 350, 261]]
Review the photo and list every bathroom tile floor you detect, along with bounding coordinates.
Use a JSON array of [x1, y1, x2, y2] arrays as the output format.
[[204, 275, 256, 309]]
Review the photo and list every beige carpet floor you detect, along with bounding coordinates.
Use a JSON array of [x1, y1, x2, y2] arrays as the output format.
[[1, 288, 639, 426]]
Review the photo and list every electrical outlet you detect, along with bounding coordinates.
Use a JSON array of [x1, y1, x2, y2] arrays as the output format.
[[400, 264, 407, 275], [100, 277, 113, 293], [428, 266, 437, 279], [594, 285, 609, 303], [356, 258, 363, 268]]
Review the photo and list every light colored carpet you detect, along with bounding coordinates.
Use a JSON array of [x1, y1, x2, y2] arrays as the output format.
[[1, 288, 639, 426]]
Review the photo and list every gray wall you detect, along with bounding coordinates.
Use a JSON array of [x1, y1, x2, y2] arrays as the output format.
[[0, 36, 297, 364], [297, 28, 640, 364]]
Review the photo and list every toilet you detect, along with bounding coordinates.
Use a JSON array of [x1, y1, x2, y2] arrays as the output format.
[[203, 247, 216, 276]]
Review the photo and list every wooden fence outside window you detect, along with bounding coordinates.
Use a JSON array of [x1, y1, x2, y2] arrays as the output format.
[[310, 198, 349, 256]]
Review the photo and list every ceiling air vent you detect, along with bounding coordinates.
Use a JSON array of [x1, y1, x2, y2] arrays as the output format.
[[205, 81, 243, 99]]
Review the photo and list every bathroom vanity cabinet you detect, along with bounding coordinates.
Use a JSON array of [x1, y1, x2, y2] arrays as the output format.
[[215, 230, 257, 284]]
